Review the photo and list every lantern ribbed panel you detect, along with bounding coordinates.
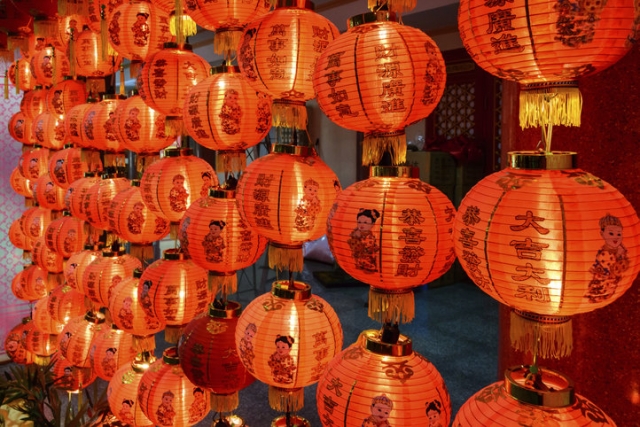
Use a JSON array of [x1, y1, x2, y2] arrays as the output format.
[[53, 355, 97, 391], [138, 251, 211, 329], [313, 20, 446, 134], [87, 0, 124, 33], [108, 359, 155, 427], [108, 2, 173, 62], [137, 44, 211, 117], [453, 381, 615, 426], [10, 166, 33, 198], [138, 347, 211, 426], [47, 14, 88, 54], [65, 246, 102, 294], [182, 0, 270, 32], [452, 163, 640, 316], [84, 176, 131, 231], [47, 78, 87, 117], [32, 112, 66, 150], [67, 174, 100, 220], [21, 147, 50, 181], [114, 95, 177, 154], [23, 319, 58, 364], [29, 46, 71, 87], [12, 265, 55, 302], [82, 97, 126, 152], [90, 327, 137, 381], [21, 206, 52, 246], [238, 4, 339, 102], [9, 112, 36, 145], [9, 218, 32, 251], [83, 250, 142, 307], [109, 275, 165, 336], [49, 147, 102, 190], [32, 236, 64, 273], [235, 147, 340, 246], [47, 284, 87, 325], [4, 320, 35, 365], [235, 282, 343, 391], [45, 215, 87, 257], [32, 296, 65, 335], [183, 69, 272, 151], [316, 331, 451, 427], [65, 103, 94, 147], [458, 0, 637, 84], [12, 59, 35, 91], [75, 29, 122, 78], [180, 192, 268, 272], [59, 312, 110, 368], [109, 185, 170, 244], [140, 151, 216, 223], [34, 173, 66, 210], [150, 0, 174, 13], [21, 87, 46, 119]]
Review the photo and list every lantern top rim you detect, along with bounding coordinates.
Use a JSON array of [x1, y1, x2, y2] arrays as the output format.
[[164, 147, 193, 157], [505, 365, 575, 407], [209, 300, 242, 319], [132, 351, 156, 373], [349, 10, 397, 28], [133, 268, 142, 279], [100, 93, 126, 101], [271, 144, 310, 156], [271, 280, 312, 301], [369, 165, 413, 178], [162, 346, 180, 365], [162, 42, 193, 51], [163, 248, 187, 261], [508, 151, 577, 170], [83, 242, 103, 250], [84, 310, 106, 324], [131, 179, 140, 187], [62, 210, 72, 217], [361, 329, 413, 357], [209, 187, 235, 199], [275, 0, 314, 10]]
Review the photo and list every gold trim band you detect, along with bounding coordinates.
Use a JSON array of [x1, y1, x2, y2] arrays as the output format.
[[369, 166, 412, 178], [271, 281, 312, 301], [505, 365, 575, 407], [162, 347, 180, 365], [508, 151, 577, 170], [349, 11, 397, 28], [362, 329, 413, 356], [209, 300, 242, 319]]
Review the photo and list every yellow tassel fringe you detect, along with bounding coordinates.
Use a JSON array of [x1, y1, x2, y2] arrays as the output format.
[[58, 0, 87, 15], [362, 132, 407, 166], [210, 392, 239, 413], [171, 14, 197, 39], [130, 244, 155, 264], [268, 245, 303, 273], [132, 334, 156, 353], [165, 116, 185, 137], [272, 101, 308, 130], [216, 150, 246, 174], [164, 325, 183, 344], [214, 30, 242, 57], [35, 355, 51, 366], [34, 19, 58, 39], [268, 386, 303, 412], [100, 4, 109, 62], [510, 310, 573, 359], [4, 73, 9, 100], [208, 272, 238, 296], [519, 85, 582, 129], [69, 29, 76, 79], [368, 287, 415, 324]]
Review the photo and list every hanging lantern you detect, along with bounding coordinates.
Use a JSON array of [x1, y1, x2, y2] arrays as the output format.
[[139, 249, 210, 343], [44, 213, 88, 258], [24, 306, 60, 365], [180, 187, 268, 295], [42, 14, 88, 55], [454, 365, 615, 426], [108, 352, 157, 427], [9, 112, 37, 146], [108, 269, 163, 353], [86, 0, 125, 33], [75, 29, 122, 78], [113, 94, 177, 154], [34, 173, 66, 210], [65, 243, 103, 294], [49, 146, 103, 190], [458, 0, 637, 129], [90, 325, 137, 381], [65, 100, 96, 148], [138, 347, 211, 426], [29, 45, 71, 87], [82, 94, 127, 153], [83, 245, 142, 308], [12, 265, 58, 302], [32, 236, 65, 274], [179, 301, 255, 414], [11, 58, 35, 92], [52, 355, 97, 392], [317, 329, 451, 427], [452, 151, 640, 358], [9, 218, 33, 252], [10, 166, 34, 198], [183, 65, 272, 173], [4, 318, 35, 365], [47, 284, 88, 325], [235, 281, 343, 419], [140, 147, 216, 228], [20, 206, 53, 246], [20, 86, 47, 119], [83, 171, 131, 231], [31, 111, 66, 150], [21, 146, 49, 181], [32, 296, 65, 335], [58, 310, 109, 367], [237, 0, 339, 129], [66, 172, 101, 222], [313, 11, 446, 165], [47, 77, 88, 117], [235, 144, 340, 272]]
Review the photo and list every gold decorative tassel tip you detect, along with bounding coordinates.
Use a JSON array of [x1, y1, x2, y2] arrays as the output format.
[[34, 19, 58, 39], [272, 100, 308, 130], [164, 325, 183, 344], [268, 386, 303, 412], [368, 287, 415, 324], [210, 392, 239, 413], [216, 150, 246, 174], [214, 29, 242, 56], [100, 4, 108, 61], [268, 244, 303, 273], [130, 244, 155, 264], [171, 14, 197, 39], [34, 355, 51, 366], [510, 310, 573, 359], [132, 334, 156, 353], [368, 0, 417, 12], [4, 73, 9, 100], [165, 116, 185, 137], [519, 83, 582, 129], [170, 222, 180, 240], [208, 272, 237, 295], [362, 132, 407, 166]]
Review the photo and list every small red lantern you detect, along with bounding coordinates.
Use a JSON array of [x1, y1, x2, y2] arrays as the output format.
[[58, 310, 109, 367], [21, 147, 49, 181], [34, 173, 66, 210], [32, 111, 66, 150], [47, 284, 88, 325], [45, 213, 88, 257], [30, 45, 71, 87], [138, 347, 211, 427], [9, 218, 33, 252], [113, 94, 177, 154], [66, 172, 101, 221], [10, 166, 34, 198], [90, 325, 137, 381], [65, 243, 103, 294], [83, 246, 142, 308], [8, 112, 37, 145], [313, 11, 446, 165], [20, 206, 53, 246], [75, 29, 122, 78], [65, 101, 96, 148], [52, 355, 97, 392], [44, 14, 88, 54], [179, 301, 255, 413], [82, 94, 127, 152], [26, 303, 61, 364], [46, 77, 87, 117], [83, 172, 131, 231], [11, 265, 56, 302], [32, 236, 65, 274], [108, 352, 157, 427], [140, 147, 217, 226], [20, 86, 47, 119], [49, 146, 103, 190], [32, 296, 65, 335], [11, 58, 36, 92], [139, 249, 210, 343], [235, 281, 343, 418], [317, 329, 451, 427], [4, 318, 35, 365], [235, 144, 340, 272]]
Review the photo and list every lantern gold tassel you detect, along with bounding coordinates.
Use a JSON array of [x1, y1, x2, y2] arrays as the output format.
[[519, 83, 582, 129], [210, 392, 239, 413], [34, 354, 51, 366], [268, 386, 304, 412], [216, 150, 246, 174], [170, 14, 197, 39], [214, 29, 242, 56], [268, 244, 304, 273], [100, 4, 109, 61], [510, 310, 573, 359], [368, 0, 417, 13], [69, 28, 76, 79], [362, 132, 407, 166], [4, 73, 9, 100], [130, 244, 155, 264], [368, 287, 415, 324], [34, 19, 58, 39], [132, 334, 157, 353], [164, 325, 184, 344], [208, 271, 237, 295], [165, 117, 186, 137], [272, 100, 308, 130]]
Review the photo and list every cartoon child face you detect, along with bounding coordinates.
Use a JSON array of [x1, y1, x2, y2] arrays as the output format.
[[209, 223, 221, 235], [134, 203, 143, 214], [6, 339, 19, 353], [276, 340, 291, 356], [427, 408, 440, 425], [202, 176, 211, 186], [123, 297, 132, 309], [129, 108, 139, 119], [173, 176, 184, 188], [122, 401, 132, 410], [162, 394, 173, 406], [244, 328, 255, 341], [371, 402, 392, 422], [136, 14, 147, 24], [357, 215, 374, 232], [601, 224, 623, 248], [304, 183, 318, 198]]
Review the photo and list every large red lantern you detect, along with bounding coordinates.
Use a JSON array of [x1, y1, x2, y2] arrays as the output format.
[[12, 264, 58, 302], [34, 173, 66, 210], [52, 355, 97, 392], [31, 296, 65, 336], [47, 284, 88, 325], [180, 187, 268, 295], [235, 281, 343, 419], [75, 29, 122, 78], [21, 146, 49, 181], [82, 94, 127, 152], [49, 146, 103, 190], [25, 305, 60, 364], [32, 236, 64, 274], [21, 86, 47, 119], [83, 172, 131, 231], [458, 0, 637, 128], [138, 347, 211, 426], [4, 319, 35, 365], [8, 112, 36, 145], [20, 206, 53, 246], [83, 246, 142, 308], [317, 329, 451, 427], [108, 352, 157, 427], [11, 58, 35, 92], [90, 325, 137, 381], [452, 152, 640, 358], [30, 45, 71, 87], [58, 310, 109, 367], [31, 111, 66, 150], [46, 77, 87, 117], [9, 166, 34, 198], [45, 213, 88, 258], [313, 10, 446, 166], [454, 366, 615, 426], [65, 243, 103, 294], [235, 144, 340, 272], [9, 218, 33, 252]]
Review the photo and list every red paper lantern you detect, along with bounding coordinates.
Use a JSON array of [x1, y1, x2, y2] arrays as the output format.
[[75, 29, 122, 78], [65, 101, 95, 147], [30, 45, 71, 87], [32, 236, 65, 274], [113, 94, 177, 154], [27, 302, 61, 363], [138, 347, 211, 427], [454, 366, 615, 426], [108, 352, 157, 427], [235, 281, 343, 416], [16, 264, 60, 302], [317, 329, 451, 427], [90, 325, 137, 381], [52, 355, 97, 392], [31, 111, 66, 150], [66, 173, 101, 221], [58, 310, 109, 367], [82, 94, 127, 152], [4, 318, 35, 365], [458, 0, 637, 128], [65, 243, 103, 294], [47, 77, 87, 117], [20, 86, 47, 119], [11, 58, 35, 91], [138, 249, 210, 343], [21, 146, 49, 181], [452, 152, 640, 358], [179, 301, 255, 413], [32, 296, 65, 335], [83, 246, 142, 308], [83, 172, 131, 231], [45, 213, 88, 257], [235, 144, 340, 272], [47, 284, 88, 325], [20, 206, 53, 246], [313, 13, 446, 165], [86, 0, 125, 33], [45, 14, 88, 54], [34, 173, 66, 210], [49, 146, 103, 190], [180, 187, 268, 294], [183, 65, 272, 172], [8, 112, 37, 145], [140, 147, 217, 225], [10, 166, 34, 198], [9, 218, 33, 252]]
